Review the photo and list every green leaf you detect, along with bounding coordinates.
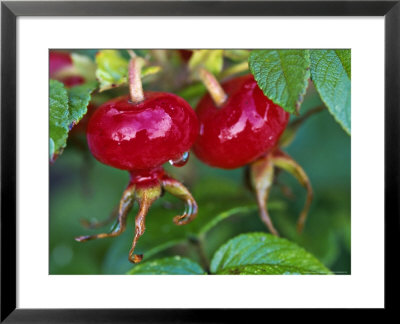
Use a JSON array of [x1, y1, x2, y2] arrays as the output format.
[[95, 50, 161, 92], [335, 50, 351, 79], [189, 50, 224, 75], [210, 233, 332, 274], [224, 49, 250, 62], [142, 65, 162, 78], [310, 49, 351, 134], [67, 81, 97, 128], [128, 256, 206, 275], [70, 53, 97, 81], [49, 80, 96, 162], [49, 80, 69, 161], [249, 49, 310, 114], [96, 50, 129, 92]]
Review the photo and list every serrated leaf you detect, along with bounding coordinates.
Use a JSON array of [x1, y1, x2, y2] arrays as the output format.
[[210, 233, 331, 275], [249, 49, 310, 114], [189, 50, 224, 75], [310, 50, 351, 134], [128, 256, 206, 275], [50, 80, 69, 127], [96, 50, 129, 92], [335, 49, 351, 79], [67, 81, 97, 128], [49, 80, 96, 162], [50, 80, 69, 161]]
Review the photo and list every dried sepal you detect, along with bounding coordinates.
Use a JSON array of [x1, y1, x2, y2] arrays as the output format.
[[249, 149, 313, 235], [128, 184, 162, 263], [162, 175, 198, 226], [249, 154, 279, 236], [272, 150, 313, 232], [76, 168, 199, 264], [75, 184, 135, 242]]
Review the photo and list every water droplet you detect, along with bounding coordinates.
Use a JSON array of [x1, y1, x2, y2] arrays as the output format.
[[169, 151, 190, 167]]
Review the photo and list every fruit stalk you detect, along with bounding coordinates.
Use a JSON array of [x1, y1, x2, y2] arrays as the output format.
[[198, 67, 227, 107], [129, 57, 145, 103]]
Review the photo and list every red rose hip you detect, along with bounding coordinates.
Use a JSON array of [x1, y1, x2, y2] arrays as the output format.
[[76, 55, 199, 264], [87, 92, 198, 171], [192, 69, 312, 236], [193, 74, 289, 169]]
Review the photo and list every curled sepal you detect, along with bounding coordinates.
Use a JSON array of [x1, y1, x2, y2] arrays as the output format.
[[249, 154, 279, 236], [272, 150, 313, 233], [75, 184, 136, 242], [75, 167, 198, 264], [128, 184, 162, 263], [161, 175, 198, 226]]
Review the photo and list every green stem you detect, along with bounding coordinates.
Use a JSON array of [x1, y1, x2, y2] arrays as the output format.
[[220, 61, 249, 80], [144, 239, 187, 260], [279, 105, 325, 148], [290, 105, 325, 129], [191, 234, 211, 274]]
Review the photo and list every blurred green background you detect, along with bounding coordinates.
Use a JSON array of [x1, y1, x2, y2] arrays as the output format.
[[49, 50, 350, 275]]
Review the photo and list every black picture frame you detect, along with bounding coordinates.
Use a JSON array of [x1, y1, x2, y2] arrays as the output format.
[[1, 0, 398, 321]]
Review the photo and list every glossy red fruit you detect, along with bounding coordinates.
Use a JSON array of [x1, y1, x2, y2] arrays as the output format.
[[193, 74, 290, 169], [87, 92, 199, 171]]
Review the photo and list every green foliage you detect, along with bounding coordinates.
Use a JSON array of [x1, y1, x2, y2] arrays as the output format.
[[335, 49, 351, 79], [49, 80, 96, 162], [95, 50, 129, 92], [70, 53, 97, 81], [210, 233, 331, 274], [223, 49, 250, 62], [197, 205, 258, 236], [128, 256, 206, 275], [95, 49, 161, 92], [310, 49, 351, 134], [142, 65, 162, 78], [50, 49, 351, 276], [73, 49, 99, 60], [67, 81, 98, 125], [249, 49, 310, 114], [50, 102, 350, 274], [127, 232, 331, 275], [189, 49, 224, 75], [49, 80, 69, 161]]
